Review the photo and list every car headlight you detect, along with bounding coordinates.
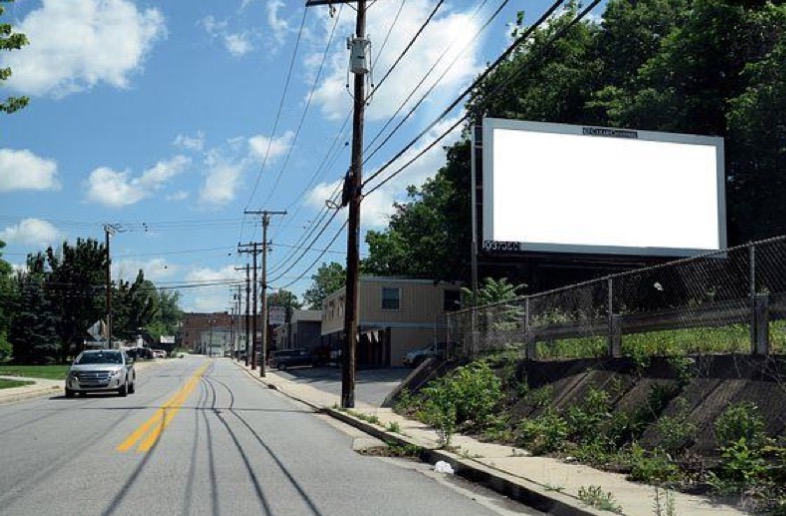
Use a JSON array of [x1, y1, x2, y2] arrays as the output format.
[[109, 369, 122, 377]]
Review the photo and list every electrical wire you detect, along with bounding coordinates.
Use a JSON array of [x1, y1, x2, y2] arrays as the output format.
[[367, 0, 445, 100], [362, 0, 568, 189], [363, 0, 502, 165], [260, 4, 345, 208], [364, 0, 603, 196], [274, 219, 348, 290], [241, 6, 309, 232], [268, 208, 343, 283]]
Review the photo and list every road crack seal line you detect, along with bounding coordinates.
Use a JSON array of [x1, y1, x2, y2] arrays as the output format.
[[116, 362, 210, 453]]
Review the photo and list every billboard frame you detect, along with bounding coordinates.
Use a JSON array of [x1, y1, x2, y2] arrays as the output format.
[[479, 118, 727, 258]]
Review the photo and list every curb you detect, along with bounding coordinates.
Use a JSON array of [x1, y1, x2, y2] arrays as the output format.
[[325, 408, 600, 516], [233, 361, 600, 516], [0, 384, 63, 405]]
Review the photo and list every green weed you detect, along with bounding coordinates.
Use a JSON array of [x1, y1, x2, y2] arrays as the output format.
[[577, 485, 623, 514]]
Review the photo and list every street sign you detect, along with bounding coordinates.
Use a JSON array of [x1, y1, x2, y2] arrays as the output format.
[[269, 306, 286, 326]]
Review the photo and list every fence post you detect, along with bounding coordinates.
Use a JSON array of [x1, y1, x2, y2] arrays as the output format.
[[747, 245, 771, 355], [754, 294, 770, 355], [525, 297, 537, 360], [607, 277, 621, 357]]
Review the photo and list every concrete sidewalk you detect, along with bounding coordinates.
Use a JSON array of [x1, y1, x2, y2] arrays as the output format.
[[236, 361, 748, 516], [0, 376, 64, 404]]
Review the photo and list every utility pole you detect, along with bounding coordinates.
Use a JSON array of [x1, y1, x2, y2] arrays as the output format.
[[238, 242, 261, 370], [308, 0, 369, 408], [245, 209, 286, 377], [103, 223, 122, 349]]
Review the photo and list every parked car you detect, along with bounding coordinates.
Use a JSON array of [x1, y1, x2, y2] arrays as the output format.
[[152, 349, 167, 359], [268, 349, 313, 370], [403, 342, 448, 367], [65, 349, 136, 397]]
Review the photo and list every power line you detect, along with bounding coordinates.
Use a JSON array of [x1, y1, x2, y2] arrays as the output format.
[[362, 0, 570, 189], [275, 219, 348, 290], [363, 0, 502, 165], [261, 4, 345, 207], [242, 7, 309, 213], [367, 0, 445, 99], [268, 208, 342, 284], [365, 0, 604, 197]]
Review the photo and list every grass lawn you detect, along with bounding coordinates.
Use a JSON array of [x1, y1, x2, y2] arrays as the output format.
[[0, 378, 35, 389], [0, 364, 70, 380]]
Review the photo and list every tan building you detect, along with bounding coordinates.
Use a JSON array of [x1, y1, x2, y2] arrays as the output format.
[[320, 277, 461, 367]]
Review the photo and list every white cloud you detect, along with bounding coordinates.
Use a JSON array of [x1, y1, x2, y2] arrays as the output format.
[[173, 131, 205, 152], [0, 218, 61, 247], [266, 0, 289, 48], [85, 155, 190, 207], [183, 265, 243, 312], [248, 131, 294, 162], [137, 155, 191, 190], [114, 257, 177, 282], [199, 148, 244, 207], [0, 148, 60, 192], [309, 0, 483, 121], [305, 179, 342, 210], [225, 33, 254, 57], [2, 0, 166, 97], [85, 167, 145, 207], [200, 15, 257, 58]]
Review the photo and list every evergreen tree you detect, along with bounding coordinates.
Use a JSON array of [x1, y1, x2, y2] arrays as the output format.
[[10, 274, 58, 364]]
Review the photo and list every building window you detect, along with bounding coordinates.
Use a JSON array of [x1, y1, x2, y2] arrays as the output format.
[[444, 289, 461, 311], [381, 287, 400, 310]]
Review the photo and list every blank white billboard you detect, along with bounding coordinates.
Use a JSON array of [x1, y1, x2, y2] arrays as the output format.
[[481, 119, 726, 257]]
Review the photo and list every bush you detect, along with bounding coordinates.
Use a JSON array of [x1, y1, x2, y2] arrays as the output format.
[[714, 402, 767, 449], [417, 360, 503, 445], [626, 444, 680, 484], [655, 397, 696, 454], [517, 408, 568, 454]]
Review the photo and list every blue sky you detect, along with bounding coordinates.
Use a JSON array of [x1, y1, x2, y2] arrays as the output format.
[[1, 0, 578, 312]]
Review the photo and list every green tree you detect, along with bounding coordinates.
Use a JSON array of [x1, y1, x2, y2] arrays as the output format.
[[461, 277, 524, 307], [303, 262, 346, 309], [144, 288, 182, 341], [1, 0, 29, 114], [9, 271, 59, 364], [113, 271, 157, 341], [37, 238, 107, 361], [468, 2, 602, 125], [0, 240, 15, 358], [363, 140, 472, 282], [727, 10, 786, 241]]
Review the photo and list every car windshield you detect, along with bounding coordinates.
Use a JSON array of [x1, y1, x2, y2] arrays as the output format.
[[76, 352, 123, 365]]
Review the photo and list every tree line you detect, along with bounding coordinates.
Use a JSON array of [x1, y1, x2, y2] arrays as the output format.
[[0, 238, 182, 364]]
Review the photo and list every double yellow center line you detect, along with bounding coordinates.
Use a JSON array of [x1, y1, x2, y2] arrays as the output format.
[[117, 362, 211, 453]]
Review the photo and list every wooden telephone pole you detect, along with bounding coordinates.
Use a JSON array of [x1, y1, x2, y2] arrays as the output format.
[[244, 210, 286, 377], [306, 0, 368, 408], [234, 266, 251, 365], [238, 242, 261, 370]]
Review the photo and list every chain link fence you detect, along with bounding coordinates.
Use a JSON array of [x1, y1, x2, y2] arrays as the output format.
[[447, 235, 786, 360]]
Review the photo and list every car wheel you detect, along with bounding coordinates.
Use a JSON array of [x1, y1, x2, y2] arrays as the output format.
[[65, 388, 75, 398], [128, 381, 135, 394], [118, 382, 128, 397]]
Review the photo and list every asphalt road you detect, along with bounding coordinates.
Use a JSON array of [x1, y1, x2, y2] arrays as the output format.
[[0, 356, 540, 516], [271, 365, 411, 406]]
